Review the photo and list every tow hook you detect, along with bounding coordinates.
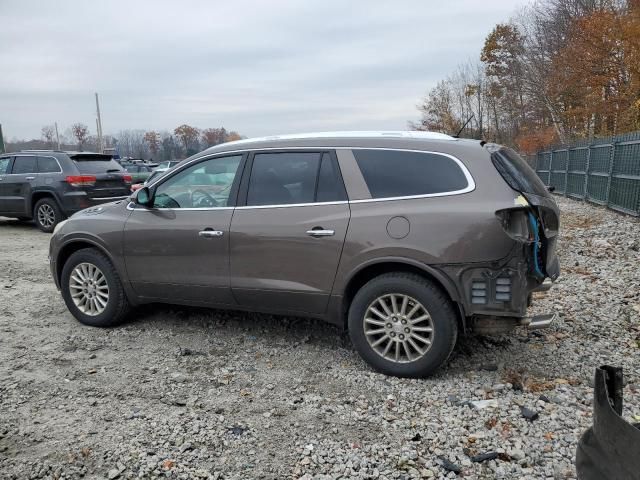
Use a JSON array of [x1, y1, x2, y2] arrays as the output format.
[[519, 312, 557, 330]]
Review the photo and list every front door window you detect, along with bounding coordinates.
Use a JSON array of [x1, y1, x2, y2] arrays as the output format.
[[153, 155, 242, 208]]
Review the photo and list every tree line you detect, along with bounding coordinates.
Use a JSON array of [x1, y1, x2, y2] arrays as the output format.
[[7, 124, 243, 160], [412, 0, 640, 153]]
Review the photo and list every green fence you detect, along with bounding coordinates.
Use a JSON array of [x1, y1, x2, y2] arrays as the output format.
[[525, 131, 640, 216]]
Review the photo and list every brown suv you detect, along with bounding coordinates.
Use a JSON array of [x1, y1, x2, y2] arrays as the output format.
[[49, 132, 560, 377]]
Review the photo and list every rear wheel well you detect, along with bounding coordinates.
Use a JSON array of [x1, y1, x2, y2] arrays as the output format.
[[342, 262, 465, 332], [31, 192, 61, 214]]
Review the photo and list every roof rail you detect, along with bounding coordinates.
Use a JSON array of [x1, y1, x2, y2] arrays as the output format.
[[221, 130, 455, 146]]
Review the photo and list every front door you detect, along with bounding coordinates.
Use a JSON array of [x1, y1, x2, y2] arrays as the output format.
[[123, 153, 245, 304], [0, 156, 13, 214], [230, 151, 350, 314]]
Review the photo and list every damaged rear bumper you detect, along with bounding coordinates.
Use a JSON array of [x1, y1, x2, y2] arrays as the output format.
[[519, 312, 556, 329], [471, 312, 557, 335]]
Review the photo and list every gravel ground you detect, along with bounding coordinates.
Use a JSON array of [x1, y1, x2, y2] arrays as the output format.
[[1, 196, 639, 480]]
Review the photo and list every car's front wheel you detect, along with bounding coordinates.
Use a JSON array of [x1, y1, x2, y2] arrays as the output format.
[[348, 273, 458, 378], [33, 197, 63, 233], [60, 248, 130, 327]]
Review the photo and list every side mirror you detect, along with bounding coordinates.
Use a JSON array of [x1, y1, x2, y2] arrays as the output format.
[[135, 186, 153, 207]]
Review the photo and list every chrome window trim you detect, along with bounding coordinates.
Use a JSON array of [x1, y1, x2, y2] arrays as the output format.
[[127, 201, 234, 212], [92, 195, 129, 201], [143, 146, 476, 210], [235, 200, 348, 210]]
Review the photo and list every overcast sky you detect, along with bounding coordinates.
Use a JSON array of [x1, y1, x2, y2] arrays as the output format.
[[0, 0, 525, 140]]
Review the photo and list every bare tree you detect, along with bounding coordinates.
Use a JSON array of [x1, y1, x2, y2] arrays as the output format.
[[41, 125, 55, 147], [71, 123, 90, 151]]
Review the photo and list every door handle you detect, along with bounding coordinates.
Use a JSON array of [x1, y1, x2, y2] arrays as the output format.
[[199, 229, 224, 238], [25, 176, 36, 180], [306, 228, 335, 237]]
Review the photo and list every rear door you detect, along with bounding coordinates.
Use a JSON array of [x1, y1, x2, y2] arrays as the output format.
[[4, 155, 37, 215], [230, 151, 350, 314]]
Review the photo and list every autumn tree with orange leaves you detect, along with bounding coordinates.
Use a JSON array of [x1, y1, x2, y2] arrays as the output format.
[[143, 131, 160, 156], [413, 0, 640, 153]]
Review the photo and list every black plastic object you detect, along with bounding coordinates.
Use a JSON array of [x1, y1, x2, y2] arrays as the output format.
[[576, 365, 640, 479]]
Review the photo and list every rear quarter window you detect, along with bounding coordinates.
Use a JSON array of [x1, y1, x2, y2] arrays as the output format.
[[352, 149, 470, 199], [37, 156, 61, 173]]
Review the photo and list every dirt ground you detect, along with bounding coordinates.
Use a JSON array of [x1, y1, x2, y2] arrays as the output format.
[[1, 197, 639, 480]]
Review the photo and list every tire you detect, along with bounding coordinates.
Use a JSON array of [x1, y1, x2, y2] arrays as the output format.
[[348, 273, 458, 378], [33, 197, 63, 233], [60, 248, 130, 327]]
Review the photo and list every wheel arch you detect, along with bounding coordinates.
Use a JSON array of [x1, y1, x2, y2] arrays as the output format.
[[56, 239, 118, 287], [31, 190, 63, 216], [340, 258, 466, 332]]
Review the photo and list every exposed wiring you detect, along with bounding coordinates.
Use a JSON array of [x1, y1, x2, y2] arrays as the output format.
[[528, 212, 545, 279]]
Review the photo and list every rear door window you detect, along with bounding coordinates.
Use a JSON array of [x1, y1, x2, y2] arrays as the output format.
[[353, 149, 469, 199], [247, 152, 321, 206], [316, 153, 347, 202], [70, 154, 123, 174], [37, 156, 61, 173], [11, 156, 37, 174]]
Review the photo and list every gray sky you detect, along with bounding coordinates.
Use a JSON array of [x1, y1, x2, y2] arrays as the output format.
[[0, 0, 524, 140]]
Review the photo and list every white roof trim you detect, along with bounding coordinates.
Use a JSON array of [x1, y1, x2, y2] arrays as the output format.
[[214, 130, 455, 149]]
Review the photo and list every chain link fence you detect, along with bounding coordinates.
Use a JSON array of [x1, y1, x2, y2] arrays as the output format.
[[524, 131, 640, 216]]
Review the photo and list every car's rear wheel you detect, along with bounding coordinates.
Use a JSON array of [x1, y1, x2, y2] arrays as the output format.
[[348, 273, 458, 378], [33, 197, 63, 233], [60, 248, 130, 327]]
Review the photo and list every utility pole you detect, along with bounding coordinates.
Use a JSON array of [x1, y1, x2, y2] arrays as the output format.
[[95, 92, 104, 153], [0, 124, 5, 154], [54, 122, 61, 150]]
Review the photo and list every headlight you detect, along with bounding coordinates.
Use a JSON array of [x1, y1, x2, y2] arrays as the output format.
[[53, 219, 68, 235]]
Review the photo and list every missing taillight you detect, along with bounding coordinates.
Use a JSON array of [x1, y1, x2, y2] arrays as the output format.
[[65, 175, 96, 187], [495, 208, 531, 241]]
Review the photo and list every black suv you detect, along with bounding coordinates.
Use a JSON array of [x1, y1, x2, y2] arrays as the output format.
[[0, 151, 132, 232]]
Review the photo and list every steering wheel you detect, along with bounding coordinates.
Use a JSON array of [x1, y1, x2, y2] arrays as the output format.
[[190, 189, 219, 208]]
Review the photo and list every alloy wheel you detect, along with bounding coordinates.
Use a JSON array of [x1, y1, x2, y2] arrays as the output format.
[[68, 262, 109, 316], [363, 293, 434, 363], [37, 204, 56, 228]]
